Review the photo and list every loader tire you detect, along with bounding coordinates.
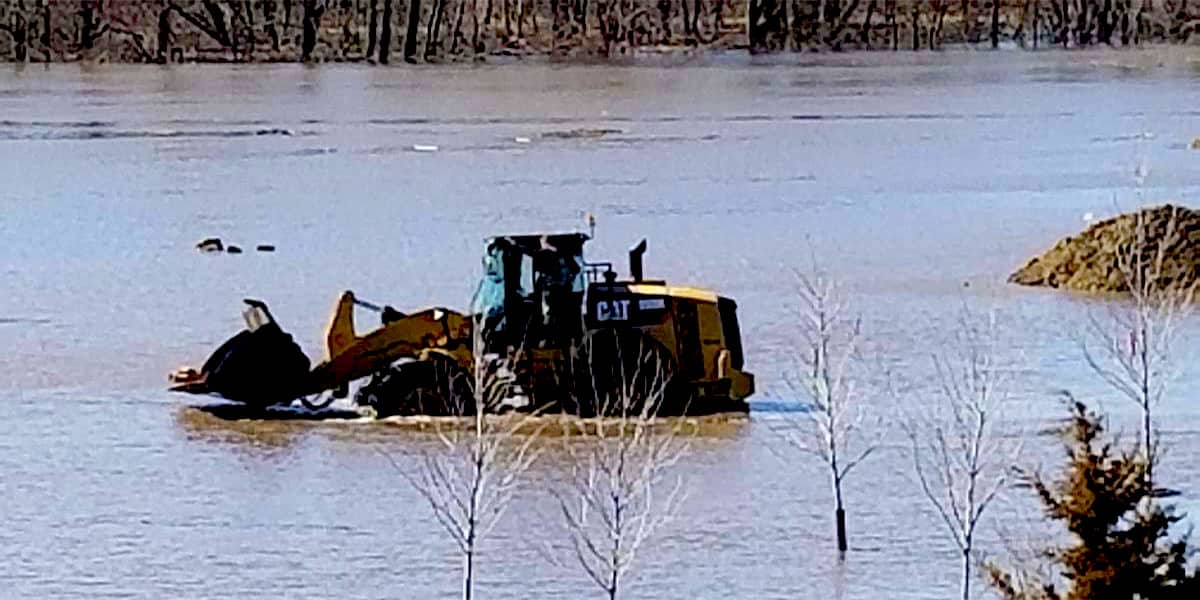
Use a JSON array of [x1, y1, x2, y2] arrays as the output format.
[[356, 358, 475, 417], [572, 329, 680, 418]]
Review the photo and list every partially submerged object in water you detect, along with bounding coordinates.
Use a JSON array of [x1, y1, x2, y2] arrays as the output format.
[[541, 128, 622, 140], [1009, 204, 1200, 293], [194, 238, 276, 255], [170, 232, 754, 418], [196, 237, 224, 252], [170, 300, 312, 407]]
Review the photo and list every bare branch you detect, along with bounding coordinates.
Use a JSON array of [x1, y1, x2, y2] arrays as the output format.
[[1079, 201, 1194, 487], [905, 302, 1022, 600], [549, 334, 692, 599], [773, 259, 879, 554], [386, 318, 543, 600]]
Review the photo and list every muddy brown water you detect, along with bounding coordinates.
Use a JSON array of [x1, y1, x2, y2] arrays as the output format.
[[2, 50, 1200, 599]]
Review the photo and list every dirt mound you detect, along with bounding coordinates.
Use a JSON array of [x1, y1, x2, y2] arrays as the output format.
[[1009, 204, 1200, 293]]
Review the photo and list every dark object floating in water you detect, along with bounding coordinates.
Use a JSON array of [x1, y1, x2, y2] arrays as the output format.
[[194, 403, 365, 421], [196, 237, 224, 252], [0, 316, 52, 325], [541, 128, 623, 140], [196, 239, 272, 254]]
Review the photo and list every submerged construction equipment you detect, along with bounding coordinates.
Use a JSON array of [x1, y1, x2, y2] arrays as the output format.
[[169, 233, 754, 416]]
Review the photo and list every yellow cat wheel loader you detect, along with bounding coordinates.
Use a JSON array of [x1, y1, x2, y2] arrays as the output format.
[[169, 233, 754, 416]]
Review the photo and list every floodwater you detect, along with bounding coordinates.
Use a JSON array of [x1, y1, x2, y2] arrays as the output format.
[[3, 50, 1200, 599]]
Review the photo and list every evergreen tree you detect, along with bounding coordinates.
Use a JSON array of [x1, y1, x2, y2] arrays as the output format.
[[988, 400, 1200, 600]]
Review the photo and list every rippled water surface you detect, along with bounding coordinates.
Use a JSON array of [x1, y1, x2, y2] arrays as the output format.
[[3, 51, 1200, 599]]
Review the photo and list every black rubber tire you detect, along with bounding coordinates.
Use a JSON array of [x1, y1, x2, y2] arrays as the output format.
[[356, 358, 475, 417], [572, 328, 680, 418]]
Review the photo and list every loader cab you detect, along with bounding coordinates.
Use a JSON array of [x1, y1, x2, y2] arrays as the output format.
[[475, 233, 589, 350]]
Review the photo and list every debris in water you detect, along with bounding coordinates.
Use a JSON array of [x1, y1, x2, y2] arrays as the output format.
[[1191, 137, 1200, 150], [541, 128, 622, 140], [196, 238, 224, 253], [412, 144, 439, 152], [226, 245, 243, 254], [256, 244, 276, 252]]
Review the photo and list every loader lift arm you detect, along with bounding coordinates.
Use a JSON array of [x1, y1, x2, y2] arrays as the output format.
[[304, 291, 473, 397]]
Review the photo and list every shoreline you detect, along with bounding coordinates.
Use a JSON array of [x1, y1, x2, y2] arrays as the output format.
[[3, 42, 1199, 69], [0, 1, 1195, 65]]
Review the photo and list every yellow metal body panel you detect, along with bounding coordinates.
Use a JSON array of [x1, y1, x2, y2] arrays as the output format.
[[610, 287, 754, 404], [626, 284, 719, 304], [695, 301, 726, 381], [325, 291, 358, 361]]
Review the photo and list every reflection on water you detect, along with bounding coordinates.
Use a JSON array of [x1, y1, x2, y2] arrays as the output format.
[[3, 51, 1200, 598], [178, 403, 751, 452], [175, 405, 319, 451]]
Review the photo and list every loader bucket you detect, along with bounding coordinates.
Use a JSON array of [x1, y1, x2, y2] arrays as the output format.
[[169, 301, 312, 407]]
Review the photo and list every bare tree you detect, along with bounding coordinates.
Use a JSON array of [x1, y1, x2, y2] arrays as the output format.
[[990, 0, 1002, 47], [378, 0, 393, 63], [549, 334, 691, 600], [300, 0, 326, 60], [404, 0, 423, 61], [381, 323, 543, 600], [773, 266, 877, 555], [1082, 202, 1194, 488], [906, 305, 1022, 600]]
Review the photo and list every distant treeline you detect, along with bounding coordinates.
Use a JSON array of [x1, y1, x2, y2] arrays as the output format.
[[0, 0, 1195, 63]]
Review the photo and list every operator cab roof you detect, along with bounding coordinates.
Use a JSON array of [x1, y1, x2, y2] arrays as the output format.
[[486, 233, 590, 256]]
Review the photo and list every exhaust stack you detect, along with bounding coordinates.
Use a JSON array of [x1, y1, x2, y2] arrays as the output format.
[[629, 239, 647, 282]]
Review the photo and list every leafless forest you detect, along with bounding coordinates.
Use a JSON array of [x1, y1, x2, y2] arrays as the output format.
[[0, 0, 1194, 62]]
